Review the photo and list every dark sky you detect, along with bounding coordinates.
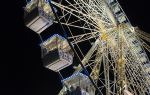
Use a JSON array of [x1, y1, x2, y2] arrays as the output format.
[[2, 0, 150, 95]]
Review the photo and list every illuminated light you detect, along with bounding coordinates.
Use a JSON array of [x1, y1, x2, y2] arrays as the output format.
[[101, 33, 108, 40]]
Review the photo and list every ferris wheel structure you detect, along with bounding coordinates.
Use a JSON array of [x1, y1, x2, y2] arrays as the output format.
[[24, 0, 150, 95]]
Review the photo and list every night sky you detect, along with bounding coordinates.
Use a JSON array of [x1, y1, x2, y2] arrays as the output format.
[[2, 0, 150, 95]]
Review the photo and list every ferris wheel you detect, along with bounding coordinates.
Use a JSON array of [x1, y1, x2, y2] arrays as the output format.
[[24, 0, 150, 95]]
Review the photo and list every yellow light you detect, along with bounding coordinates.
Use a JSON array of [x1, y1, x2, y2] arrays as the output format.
[[101, 33, 108, 40]]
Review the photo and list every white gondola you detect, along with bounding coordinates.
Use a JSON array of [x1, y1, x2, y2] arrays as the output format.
[[133, 45, 142, 53], [24, 0, 56, 33], [117, 13, 127, 23], [62, 73, 95, 95], [107, 0, 116, 5], [143, 72, 150, 85], [112, 3, 121, 14], [144, 63, 150, 73], [140, 56, 147, 63], [40, 34, 74, 72]]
